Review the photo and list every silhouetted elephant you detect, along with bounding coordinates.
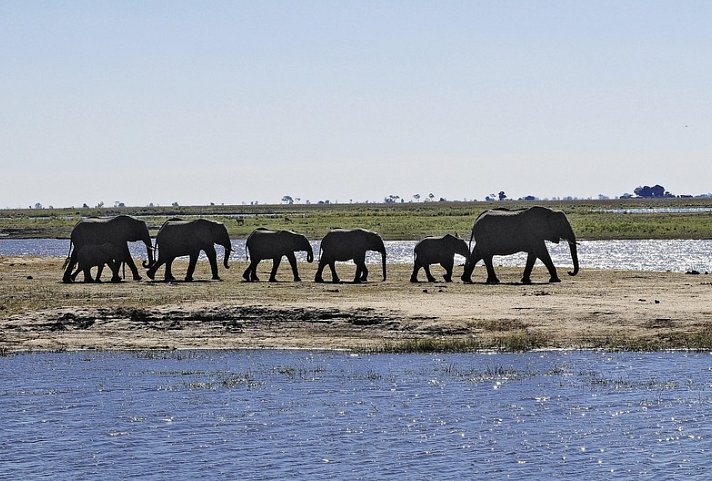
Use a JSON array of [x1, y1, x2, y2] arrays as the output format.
[[62, 215, 153, 283], [315, 228, 386, 283], [146, 219, 232, 282], [410, 234, 470, 283], [67, 242, 125, 283], [461, 206, 579, 284], [242, 228, 314, 282]]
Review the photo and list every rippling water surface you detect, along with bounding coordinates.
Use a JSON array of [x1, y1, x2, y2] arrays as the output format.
[[1, 350, 711, 480], [2, 238, 711, 272]]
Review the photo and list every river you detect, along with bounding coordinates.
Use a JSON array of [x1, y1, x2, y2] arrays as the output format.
[[1, 238, 710, 273], [1, 350, 710, 480]]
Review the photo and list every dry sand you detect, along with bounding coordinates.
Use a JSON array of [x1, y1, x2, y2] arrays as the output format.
[[1, 256, 711, 353]]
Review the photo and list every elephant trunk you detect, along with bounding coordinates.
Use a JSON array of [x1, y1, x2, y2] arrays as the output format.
[[142, 239, 155, 268], [224, 247, 231, 269], [305, 239, 314, 263], [568, 240, 579, 276]]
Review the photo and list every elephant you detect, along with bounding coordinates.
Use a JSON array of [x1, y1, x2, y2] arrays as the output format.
[[461, 206, 580, 284], [145, 219, 232, 281], [62, 215, 153, 283], [67, 242, 125, 283], [410, 234, 470, 283], [314, 228, 386, 283], [242, 228, 314, 282]]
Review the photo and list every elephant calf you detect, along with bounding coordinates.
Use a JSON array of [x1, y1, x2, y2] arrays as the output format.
[[66, 242, 125, 283], [410, 234, 470, 283], [243, 228, 314, 282]]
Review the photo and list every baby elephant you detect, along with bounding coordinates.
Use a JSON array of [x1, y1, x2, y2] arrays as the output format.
[[410, 234, 470, 283], [69, 242, 125, 283]]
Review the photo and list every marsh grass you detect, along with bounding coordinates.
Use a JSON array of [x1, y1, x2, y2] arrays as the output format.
[[380, 330, 550, 353], [4, 198, 712, 240]]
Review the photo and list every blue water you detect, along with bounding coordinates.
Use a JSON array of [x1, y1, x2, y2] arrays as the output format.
[[2, 238, 711, 273], [1, 350, 711, 480]]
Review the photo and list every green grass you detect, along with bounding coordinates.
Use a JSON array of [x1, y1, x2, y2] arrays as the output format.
[[380, 331, 550, 353], [2, 198, 712, 240]]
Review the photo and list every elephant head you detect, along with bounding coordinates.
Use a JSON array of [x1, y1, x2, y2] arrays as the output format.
[[365, 231, 387, 281], [120, 216, 154, 268], [213, 222, 232, 269], [547, 210, 579, 276], [445, 234, 470, 259], [296, 233, 314, 263]]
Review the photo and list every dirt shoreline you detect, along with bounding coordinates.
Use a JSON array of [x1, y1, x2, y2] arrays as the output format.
[[1, 256, 712, 353]]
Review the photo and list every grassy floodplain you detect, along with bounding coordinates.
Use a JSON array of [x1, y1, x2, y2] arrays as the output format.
[[2, 197, 712, 240]]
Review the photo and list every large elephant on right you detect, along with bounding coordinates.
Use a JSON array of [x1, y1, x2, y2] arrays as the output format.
[[242, 228, 314, 282], [461, 206, 579, 284], [62, 215, 153, 283], [146, 219, 232, 282], [315, 228, 386, 283]]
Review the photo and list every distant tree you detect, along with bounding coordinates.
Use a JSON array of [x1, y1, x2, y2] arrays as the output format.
[[498, 191, 507, 201], [281, 195, 294, 205], [172, 202, 179, 207], [519, 195, 538, 201], [82, 203, 89, 209], [439, 197, 447, 202], [428, 193, 435, 202], [96, 201, 104, 208], [413, 193, 421, 202], [634, 184, 672, 198], [598, 194, 610, 200]]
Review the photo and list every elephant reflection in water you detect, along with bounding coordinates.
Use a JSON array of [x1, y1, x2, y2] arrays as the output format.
[[146, 219, 232, 282], [461, 206, 580, 284]]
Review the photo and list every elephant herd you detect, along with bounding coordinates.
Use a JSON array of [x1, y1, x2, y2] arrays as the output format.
[[62, 206, 580, 285]]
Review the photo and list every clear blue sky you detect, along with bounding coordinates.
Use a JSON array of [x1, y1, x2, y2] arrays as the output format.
[[1, 1, 710, 208]]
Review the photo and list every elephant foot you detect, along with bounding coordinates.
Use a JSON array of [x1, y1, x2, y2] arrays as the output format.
[[549, 277, 561, 283], [165, 276, 176, 282], [428, 277, 437, 283], [315, 277, 324, 283], [133, 275, 142, 281], [486, 277, 500, 285], [242, 273, 251, 282], [410, 277, 419, 283], [460, 275, 472, 284], [146, 270, 156, 280], [83, 278, 95, 284], [62, 276, 72, 284], [443, 277, 452, 283], [293, 277, 302, 282], [185, 276, 194, 282], [268, 277, 278, 283], [111, 277, 122, 283], [521, 277, 532, 285], [352, 278, 362, 284], [212, 276, 221, 281]]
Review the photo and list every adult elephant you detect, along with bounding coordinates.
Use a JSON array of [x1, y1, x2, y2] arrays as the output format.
[[146, 219, 232, 282], [411, 234, 470, 283], [315, 228, 386, 283], [242, 228, 314, 282], [62, 215, 153, 283], [461, 206, 579, 284]]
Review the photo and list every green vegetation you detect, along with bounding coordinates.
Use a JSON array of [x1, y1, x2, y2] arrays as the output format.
[[2, 198, 712, 240], [380, 331, 550, 353]]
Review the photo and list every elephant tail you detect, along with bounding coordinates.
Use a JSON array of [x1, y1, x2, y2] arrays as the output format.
[[61, 242, 74, 270]]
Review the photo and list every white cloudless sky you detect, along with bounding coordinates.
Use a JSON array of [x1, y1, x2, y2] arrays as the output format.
[[1, 1, 711, 208]]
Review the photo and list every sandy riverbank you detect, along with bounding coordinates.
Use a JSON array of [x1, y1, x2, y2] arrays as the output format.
[[1, 256, 711, 353]]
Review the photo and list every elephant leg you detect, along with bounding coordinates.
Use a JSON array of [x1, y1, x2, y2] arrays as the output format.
[[483, 256, 500, 284], [440, 258, 454, 282], [63, 251, 79, 283], [328, 262, 340, 283], [353, 254, 367, 283], [82, 267, 94, 283], [286, 252, 301, 281], [422, 264, 436, 282], [164, 259, 176, 282], [243, 260, 258, 282], [122, 246, 142, 281], [205, 246, 220, 280], [109, 261, 122, 283], [314, 259, 327, 283], [185, 253, 199, 281], [461, 251, 482, 283], [537, 246, 560, 283], [147, 258, 164, 281], [269, 256, 282, 282], [521, 253, 536, 284], [410, 261, 422, 283]]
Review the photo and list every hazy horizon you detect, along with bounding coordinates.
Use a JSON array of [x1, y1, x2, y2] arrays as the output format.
[[2, 2, 711, 209]]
